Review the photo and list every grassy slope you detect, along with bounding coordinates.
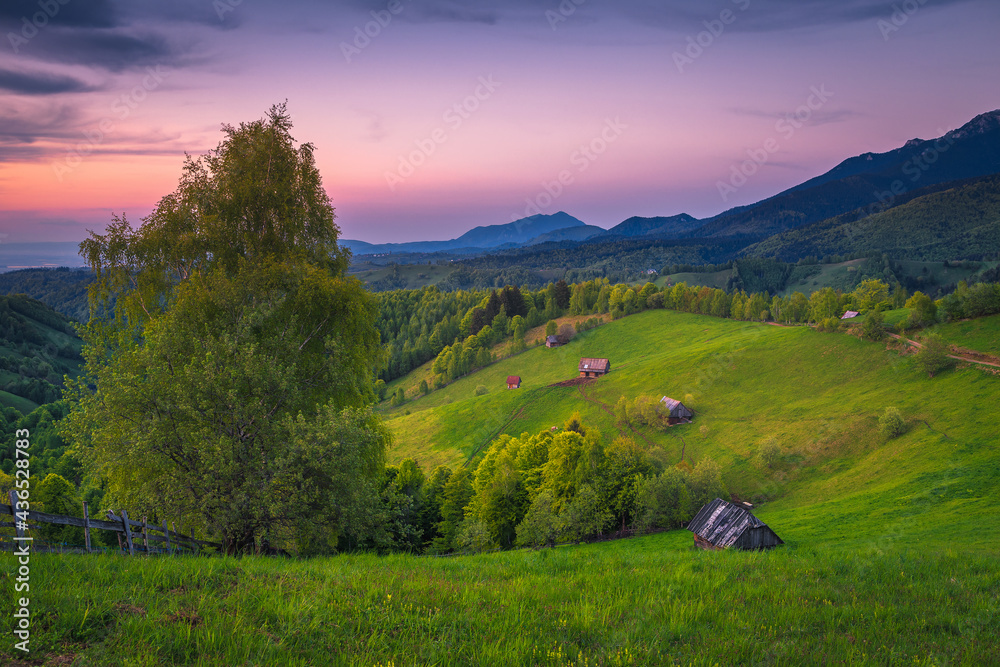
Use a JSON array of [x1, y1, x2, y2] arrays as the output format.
[[929, 313, 1000, 357], [4, 309, 999, 665], [384, 309, 1000, 550]]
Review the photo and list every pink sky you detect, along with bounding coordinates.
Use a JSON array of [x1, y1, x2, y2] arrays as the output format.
[[0, 0, 998, 245]]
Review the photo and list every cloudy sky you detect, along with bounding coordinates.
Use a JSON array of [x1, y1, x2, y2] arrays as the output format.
[[0, 0, 998, 245]]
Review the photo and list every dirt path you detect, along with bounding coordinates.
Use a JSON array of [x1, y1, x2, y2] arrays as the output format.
[[887, 333, 1000, 368]]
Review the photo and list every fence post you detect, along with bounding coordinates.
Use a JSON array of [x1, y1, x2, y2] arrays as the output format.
[[162, 520, 172, 554], [190, 526, 199, 555], [120, 510, 135, 556], [141, 516, 149, 554], [171, 522, 177, 555], [8, 490, 25, 540], [82, 501, 93, 553]]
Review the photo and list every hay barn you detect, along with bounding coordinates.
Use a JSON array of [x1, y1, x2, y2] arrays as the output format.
[[686, 498, 783, 551], [578, 358, 610, 377], [659, 396, 693, 424], [507, 376, 521, 389]]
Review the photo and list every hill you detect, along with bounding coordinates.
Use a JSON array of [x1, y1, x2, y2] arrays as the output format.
[[693, 109, 1000, 239], [0, 267, 93, 322], [602, 214, 703, 239], [0, 294, 84, 411], [744, 174, 1000, 261], [14, 307, 998, 665], [341, 212, 589, 255], [381, 309, 999, 495]]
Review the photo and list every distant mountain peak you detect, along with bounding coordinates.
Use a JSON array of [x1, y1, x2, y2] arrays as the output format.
[[945, 109, 1000, 141]]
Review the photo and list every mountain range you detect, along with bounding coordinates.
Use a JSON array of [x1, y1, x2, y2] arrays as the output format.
[[343, 109, 1000, 259]]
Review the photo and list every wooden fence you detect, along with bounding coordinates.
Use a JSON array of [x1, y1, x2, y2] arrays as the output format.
[[1, 490, 221, 555]]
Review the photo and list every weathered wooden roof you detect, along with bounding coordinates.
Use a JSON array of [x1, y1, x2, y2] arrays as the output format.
[[841, 310, 859, 319], [687, 498, 780, 548], [546, 335, 559, 343], [507, 376, 521, 384], [579, 358, 610, 372], [660, 396, 693, 418]]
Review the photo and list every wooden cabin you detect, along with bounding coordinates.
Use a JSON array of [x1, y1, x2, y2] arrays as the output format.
[[686, 498, 783, 551], [506, 376, 521, 389], [545, 335, 561, 348], [659, 396, 693, 424], [578, 358, 610, 378]]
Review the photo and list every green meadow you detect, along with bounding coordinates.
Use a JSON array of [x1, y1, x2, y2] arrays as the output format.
[[4, 308, 999, 665]]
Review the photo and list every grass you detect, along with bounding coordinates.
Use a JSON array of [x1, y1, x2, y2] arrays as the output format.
[[5, 309, 998, 665], [927, 314, 1000, 357], [0, 388, 39, 413], [3, 532, 997, 666]]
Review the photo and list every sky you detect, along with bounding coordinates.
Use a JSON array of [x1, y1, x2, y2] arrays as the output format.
[[0, 0, 998, 246]]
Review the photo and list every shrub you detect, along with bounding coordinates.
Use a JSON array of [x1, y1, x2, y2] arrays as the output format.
[[475, 385, 489, 396], [878, 407, 906, 438], [916, 334, 955, 377], [862, 310, 886, 341], [752, 438, 781, 469], [419, 379, 429, 395]]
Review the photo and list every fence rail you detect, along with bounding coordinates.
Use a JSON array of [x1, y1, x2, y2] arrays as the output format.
[[1, 490, 222, 555]]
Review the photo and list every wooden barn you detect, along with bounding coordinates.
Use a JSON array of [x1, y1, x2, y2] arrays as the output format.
[[578, 358, 610, 378], [659, 396, 693, 424], [686, 498, 783, 551], [507, 376, 521, 389], [546, 335, 561, 348]]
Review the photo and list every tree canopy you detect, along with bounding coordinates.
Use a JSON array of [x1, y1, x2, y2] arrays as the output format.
[[63, 104, 387, 554]]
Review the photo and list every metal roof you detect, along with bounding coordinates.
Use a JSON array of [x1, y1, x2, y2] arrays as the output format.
[[660, 396, 693, 418], [506, 376, 521, 384], [687, 498, 774, 548]]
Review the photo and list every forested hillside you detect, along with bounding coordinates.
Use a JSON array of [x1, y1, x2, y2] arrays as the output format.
[[0, 294, 83, 411], [746, 174, 1000, 262], [0, 267, 93, 322]]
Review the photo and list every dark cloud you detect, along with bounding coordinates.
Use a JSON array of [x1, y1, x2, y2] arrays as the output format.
[[341, 0, 982, 30], [28, 28, 182, 72], [3, 0, 237, 75], [0, 67, 96, 94], [0, 0, 117, 29]]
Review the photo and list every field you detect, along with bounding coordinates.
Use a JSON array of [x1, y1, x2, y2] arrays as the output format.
[[4, 309, 999, 665], [4, 530, 998, 665]]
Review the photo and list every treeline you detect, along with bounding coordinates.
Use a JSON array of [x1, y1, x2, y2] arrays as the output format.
[[0, 268, 93, 322], [378, 281, 575, 385], [336, 418, 728, 554]]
